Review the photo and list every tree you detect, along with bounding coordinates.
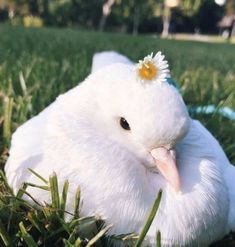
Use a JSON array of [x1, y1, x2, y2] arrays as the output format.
[[111, 0, 157, 34], [132, 0, 157, 35], [195, 0, 224, 34], [99, 0, 116, 31], [226, 0, 235, 15], [225, 0, 235, 40], [162, 0, 202, 37]]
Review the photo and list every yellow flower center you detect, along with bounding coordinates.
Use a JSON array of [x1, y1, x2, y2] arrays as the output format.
[[138, 62, 157, 80]]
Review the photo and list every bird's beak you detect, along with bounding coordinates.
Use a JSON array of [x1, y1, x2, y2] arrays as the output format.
[[150, 147, 181, 193]]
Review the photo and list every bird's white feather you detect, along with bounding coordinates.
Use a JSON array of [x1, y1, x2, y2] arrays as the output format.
[[224, 165, 235, 231], [91, 51, 132, 73]]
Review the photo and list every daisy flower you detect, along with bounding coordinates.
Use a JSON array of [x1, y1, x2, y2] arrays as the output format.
[[136, 52, 170, 84]]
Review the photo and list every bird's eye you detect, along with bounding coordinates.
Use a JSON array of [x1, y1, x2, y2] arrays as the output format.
[[120, 117, 131, 131]]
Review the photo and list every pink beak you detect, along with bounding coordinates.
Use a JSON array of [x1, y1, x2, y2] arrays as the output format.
[[150, 147, 181, 192]]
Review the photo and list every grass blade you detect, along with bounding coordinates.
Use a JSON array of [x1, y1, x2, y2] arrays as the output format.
[[3, 96, 13, 145], [134, 189, 162, 247], [20, 189, 43, 206], [28, 168, 48, 184], [0, 170, 14, 196], [75, 238, 82, 247], [68, 224, 80, 243], [42, 206, 52, 220], [69, 216, 97, 229], [27, 211, 43, 233], [63, 239, 74, 247], [60, 180, 69, 219], [156, 230, 161, 247], [74, 187, 80, 219], [19, 222, 38, 247], [85, 225, 112, 247], [57, 217, 71, 234], [19, 71, 27, 96], [25, 182, 49, 191], [49, 172, 60, 209], [0, 220, 11, 246], [16, 183, 28, 199]]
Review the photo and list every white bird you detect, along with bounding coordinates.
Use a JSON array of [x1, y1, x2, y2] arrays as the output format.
[[5, 51, 235, 247]]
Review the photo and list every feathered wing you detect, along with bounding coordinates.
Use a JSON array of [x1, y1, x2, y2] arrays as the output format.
[[192, 120, 231, 169], [192, 120, 235, 232], [5, 103, 56, 193]]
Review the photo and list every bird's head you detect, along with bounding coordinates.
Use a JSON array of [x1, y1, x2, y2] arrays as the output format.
[[78, 52, 190, 192]]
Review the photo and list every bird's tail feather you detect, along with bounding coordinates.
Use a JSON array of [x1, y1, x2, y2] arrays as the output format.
[[91, 51, 132, 73]]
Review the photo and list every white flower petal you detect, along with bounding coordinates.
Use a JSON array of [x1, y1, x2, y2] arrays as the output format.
[[136, 51, 170, 84]]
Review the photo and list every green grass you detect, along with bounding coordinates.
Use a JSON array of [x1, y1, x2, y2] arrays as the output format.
[[0, 24, 234, 246]]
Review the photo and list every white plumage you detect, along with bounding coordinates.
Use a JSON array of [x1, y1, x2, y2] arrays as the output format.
[[5, 51, 235, 247]]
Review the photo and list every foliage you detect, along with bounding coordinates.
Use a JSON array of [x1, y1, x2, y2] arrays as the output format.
[[226, 0, 235, 15], [7, 0, 103, 28], [112, 0, 158, 33], [2, 0, 232, 34], [23, 15, 44, 27], [178, 0, 202, 16]]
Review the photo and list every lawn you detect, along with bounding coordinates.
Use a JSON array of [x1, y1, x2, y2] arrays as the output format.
[[0, 24, 234, 246]]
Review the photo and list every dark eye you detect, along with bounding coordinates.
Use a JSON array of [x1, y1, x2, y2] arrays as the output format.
[[120, 117, 131, 131]]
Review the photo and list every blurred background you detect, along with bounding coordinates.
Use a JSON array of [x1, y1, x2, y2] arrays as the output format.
[[0, 0, 234, 41]]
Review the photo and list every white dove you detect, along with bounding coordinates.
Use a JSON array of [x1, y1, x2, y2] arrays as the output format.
[[5, 51, 235, 247]]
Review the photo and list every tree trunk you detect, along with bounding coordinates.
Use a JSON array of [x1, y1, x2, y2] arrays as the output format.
[[99, 14, 107, 31], [29, 0, 39, 16], [43, 0, 49, 16], [99, 0, 115, 31], [132, 7, 140, 35], [227, 19, 235, 41], [161, 6, 171, 38]]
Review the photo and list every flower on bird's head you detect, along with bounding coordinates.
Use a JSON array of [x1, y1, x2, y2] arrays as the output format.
[[136, 52, 170, 84]]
